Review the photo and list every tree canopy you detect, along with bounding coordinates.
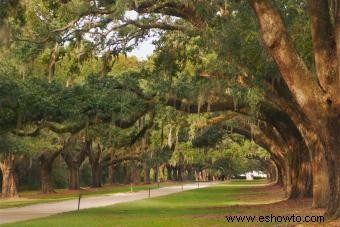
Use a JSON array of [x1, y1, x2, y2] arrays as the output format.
[[0, 0, 340, 219]]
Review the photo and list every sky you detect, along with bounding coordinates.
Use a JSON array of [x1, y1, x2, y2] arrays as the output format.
[[125, 11, 157, 60], [128, 37, 157, 60]]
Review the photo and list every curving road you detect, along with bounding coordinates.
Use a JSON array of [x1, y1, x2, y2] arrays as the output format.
[[0, 182, 216, 225]]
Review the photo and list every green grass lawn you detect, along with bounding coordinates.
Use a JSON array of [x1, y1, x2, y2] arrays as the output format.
[[4, 180, 292, 227], [0, 182, 181, 209]]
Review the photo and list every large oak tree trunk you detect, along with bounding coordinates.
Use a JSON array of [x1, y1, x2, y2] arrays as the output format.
[[86, 141, 103, 188], [288, 145, 313, 199], [250, 0, 340, 218], [61, 134, 86, 190], [297, 151, 313, 198], [91, 163, 102, 188], [41, 165, 53, 194], [257, 98, 314, 199], [328, 150, 340, 218], [0, 154, 18, 198], [281, 161, 291, 197], [323, 123, 340, 218], [275, 162, 283, 187], [63, 159, 83, 190], [311, 148, 330, 207], [68, 167, 80, 190], [274, 94, 334, 207], [251, 124, 291, 196], [266, 160, 277, 183], [271, 96, 331, 206], [292, 128, 329, 205], [39, 150, 60, 194]]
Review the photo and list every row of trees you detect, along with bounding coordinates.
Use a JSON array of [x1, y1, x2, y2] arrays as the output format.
[[125, 0, 339, 218], [0, 48, 267, 197], [1, 0, 339, 219]]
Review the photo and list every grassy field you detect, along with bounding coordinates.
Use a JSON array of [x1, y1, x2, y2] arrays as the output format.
[[0, 182, 180, 209], [4, 180, 334, 226]]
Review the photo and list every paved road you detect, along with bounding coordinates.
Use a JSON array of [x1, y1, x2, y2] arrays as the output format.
[[0, 182, 216, 225]]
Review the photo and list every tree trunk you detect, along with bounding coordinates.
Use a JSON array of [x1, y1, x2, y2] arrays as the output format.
[[310, 149, 330, 207], [178, 166, 183, 181], [272, 163, 278, 183], [268, 94, 332, 206], [61, 135, 86, 190], [131, 163, 141, 184], [203, 169, 209, 182], [288, 146, 313, 199], [91, 163, 102, 188], [272, 157, 290, 197], [153, 166, 158, 183], [295, 125, 330, 206], [172, 167, 178, 181], [68, 167, 80, 190], [0, 154, 18, 198], [297, 152, 313, 198], [39, 150, 60, 194], [41, 164, 54, 194], [85, 141, 103, 188], [159, 164, 166, 182], [187, 166, 194, 181], [249, 0, 325, 118], [276, 162, 283, 187], [166, 165, 172, 180], [327, 151, 340, 218], [308, 0, 339, 98], [267, 161, 277, 183], [144, 166, 150, 184], [249, 0, 340, 217], [123, 165, 131, 184], [324, 123, 340, 218], [108, 165, 114, 184], [178, 152, 184, 181]]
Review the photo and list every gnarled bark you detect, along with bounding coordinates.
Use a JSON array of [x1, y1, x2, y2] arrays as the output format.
[[68, 167, 80, 190], [61, 134, 86, 190], [250, 0, 340, 217], [86, 141, 104, 188], [323, 121, 340, 218], [0, 153, 18, 198], [39, 150, 61, 194], [249, 0, 325, 117]]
